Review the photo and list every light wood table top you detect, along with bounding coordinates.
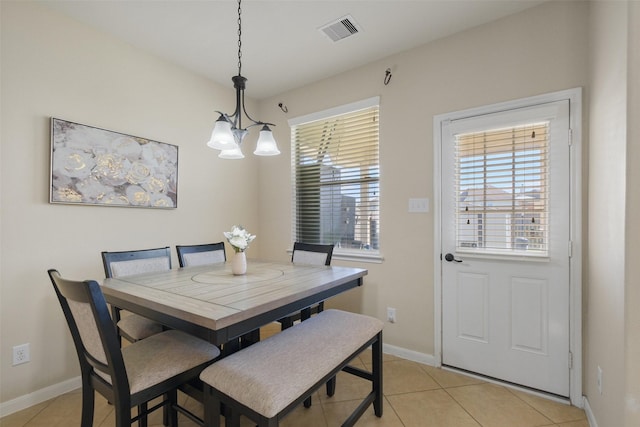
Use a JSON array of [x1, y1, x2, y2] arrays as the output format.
[[101, 259, 367, 345]]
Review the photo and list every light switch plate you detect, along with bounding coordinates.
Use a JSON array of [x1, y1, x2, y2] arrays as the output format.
[[408, 198, 429, 213]]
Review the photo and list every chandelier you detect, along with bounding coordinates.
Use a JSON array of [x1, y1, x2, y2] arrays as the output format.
[[206, 0, 280, 159]]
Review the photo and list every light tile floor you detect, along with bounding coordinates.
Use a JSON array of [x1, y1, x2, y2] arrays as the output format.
[[1, 324, 588, 427]]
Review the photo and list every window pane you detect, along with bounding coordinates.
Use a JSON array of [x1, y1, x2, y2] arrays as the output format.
[[292, 104, 380, 251], [455, 123, 549, 255]]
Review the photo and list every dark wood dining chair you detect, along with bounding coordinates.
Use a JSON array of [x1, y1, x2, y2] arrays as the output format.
[[278, 242, 334, 330], [47, 269, 220, 427], [176, 242, 226, 268], [101, 247, 171, 345]]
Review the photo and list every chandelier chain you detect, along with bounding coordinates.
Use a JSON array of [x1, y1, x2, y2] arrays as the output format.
[[206, 0, 280, 157], [237, 0, 242, 75]]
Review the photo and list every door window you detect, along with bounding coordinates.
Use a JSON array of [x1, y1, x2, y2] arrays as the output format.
[[454, 122, 549, 257]]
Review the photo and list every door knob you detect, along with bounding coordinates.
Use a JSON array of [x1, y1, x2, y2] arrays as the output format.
[[444, 253, 462, 263]]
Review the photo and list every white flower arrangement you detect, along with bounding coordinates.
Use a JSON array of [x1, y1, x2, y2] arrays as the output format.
[[224, 225, 256, 253]]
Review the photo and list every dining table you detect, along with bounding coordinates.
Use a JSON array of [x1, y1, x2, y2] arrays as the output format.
[[100, 259, 368, 351]]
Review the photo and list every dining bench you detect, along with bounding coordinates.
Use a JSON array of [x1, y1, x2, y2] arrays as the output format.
[[199, 309, 384, 427]]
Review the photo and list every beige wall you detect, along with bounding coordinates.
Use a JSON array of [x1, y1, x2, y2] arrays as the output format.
[[625, 2, 640, 425], [586, 1, 637, 426], [0, 1, 261, 402], [257, 0, 589, 357]]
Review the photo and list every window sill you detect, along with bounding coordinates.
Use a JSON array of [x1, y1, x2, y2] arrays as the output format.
[[333, 249, 384, 264], [287, 248, 384, 264]]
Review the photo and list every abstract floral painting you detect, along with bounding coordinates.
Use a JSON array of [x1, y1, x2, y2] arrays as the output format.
[[50, 118, 178, 208]]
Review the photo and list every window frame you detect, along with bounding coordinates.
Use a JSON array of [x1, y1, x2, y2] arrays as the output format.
[[288, 97, 383, 263]]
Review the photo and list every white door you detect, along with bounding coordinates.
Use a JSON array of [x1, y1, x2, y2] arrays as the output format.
[[440, 100, 571, 396]]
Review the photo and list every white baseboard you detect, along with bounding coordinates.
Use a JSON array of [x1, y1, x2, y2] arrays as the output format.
[[383, 343, 435, 366], [0, 376, 81, 418], [583, 396, 598, 427]]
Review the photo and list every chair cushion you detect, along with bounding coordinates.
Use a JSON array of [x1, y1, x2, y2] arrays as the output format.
[[110, 257, 170, 277], [292, 250, 328, 266], [183, 250, 225, 267], [122, 330, 219, 394], [68, 299, 107, 365], [117, 312, 164, 341], [200, 309, 383, 418]]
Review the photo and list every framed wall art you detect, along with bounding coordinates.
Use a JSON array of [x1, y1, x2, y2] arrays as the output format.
[[50, 118, 178, 208]]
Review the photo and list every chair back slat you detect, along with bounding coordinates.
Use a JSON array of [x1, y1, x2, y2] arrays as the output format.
[[102, 247, 171, 278], [182, 250, 225, 267], [292, 250, 329, 266], [176, 242, 226, 267], [291, 242, 334, 266], [110, 257, 170, 277]]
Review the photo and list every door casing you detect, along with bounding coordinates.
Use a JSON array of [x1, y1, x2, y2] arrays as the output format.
[[433, 88, 583, 406]]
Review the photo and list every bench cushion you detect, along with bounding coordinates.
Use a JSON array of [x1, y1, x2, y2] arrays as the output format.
[[200, 309, 383, 418]]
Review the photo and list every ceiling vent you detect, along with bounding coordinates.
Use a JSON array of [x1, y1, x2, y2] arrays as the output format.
[[319, 15, 360, 42]]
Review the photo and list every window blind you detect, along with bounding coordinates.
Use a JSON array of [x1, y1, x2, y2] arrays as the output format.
[[291, 103, 380, 251], [454, 122, 549, 255]]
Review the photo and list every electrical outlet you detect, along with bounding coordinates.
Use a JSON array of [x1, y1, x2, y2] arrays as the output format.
[[12, 343, 30, 366], [597, 365, 603, 394], [387, 307, 396, 323]]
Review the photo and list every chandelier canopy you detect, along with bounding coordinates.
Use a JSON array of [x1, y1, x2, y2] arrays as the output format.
[[206, 0, 280, 159]]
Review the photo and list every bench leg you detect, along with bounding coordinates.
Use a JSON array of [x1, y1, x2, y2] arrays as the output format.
[[372, 331, 383, 417]]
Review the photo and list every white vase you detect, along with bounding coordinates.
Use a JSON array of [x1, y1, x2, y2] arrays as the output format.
[[231, 251, 247, 275]]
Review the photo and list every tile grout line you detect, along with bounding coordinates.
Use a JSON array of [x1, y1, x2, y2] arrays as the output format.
[[504, 387, 556, 425], [418, 363, 485, 426], [441, 386, 486, 427], [503, 387, 586, 425], [380, 395, 408, 427]]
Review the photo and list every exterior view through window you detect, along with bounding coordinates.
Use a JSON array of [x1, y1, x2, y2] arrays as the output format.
[[454, 122, 549, 256], [290, 100, 380, 253]]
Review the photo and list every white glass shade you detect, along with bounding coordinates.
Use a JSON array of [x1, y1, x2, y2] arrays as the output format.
[[207, 118, 238, 151], [219, 146, 245, 159], [253, 127, 280, 156]]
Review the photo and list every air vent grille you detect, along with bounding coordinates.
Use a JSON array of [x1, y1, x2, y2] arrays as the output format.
[[319, 15, 360, 42]]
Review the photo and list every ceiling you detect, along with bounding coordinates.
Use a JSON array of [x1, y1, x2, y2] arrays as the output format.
[[39, 0, 546, 100]]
